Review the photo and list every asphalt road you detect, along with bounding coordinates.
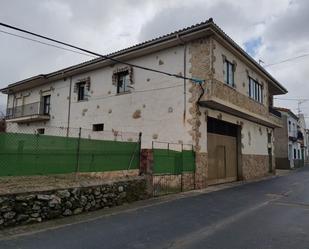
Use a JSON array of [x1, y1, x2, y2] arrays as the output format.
[[1, 168, 309, 249]]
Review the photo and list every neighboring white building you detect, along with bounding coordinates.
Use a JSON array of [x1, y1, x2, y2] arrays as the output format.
[[298, 114, 308, 164], [274, 108, 305, 169], [1, 19, 288, 188], [306, 129, 309, 163]]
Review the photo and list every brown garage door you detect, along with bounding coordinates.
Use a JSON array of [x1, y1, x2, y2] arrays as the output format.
[[207, 117, 238, 185]]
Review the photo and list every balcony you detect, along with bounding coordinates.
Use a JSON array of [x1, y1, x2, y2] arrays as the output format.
[[6, 101, 50, 123], [198, 79, 282, 128]]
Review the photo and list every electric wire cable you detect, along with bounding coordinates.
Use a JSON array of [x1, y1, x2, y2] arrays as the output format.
[[0, 22, 204, 84]]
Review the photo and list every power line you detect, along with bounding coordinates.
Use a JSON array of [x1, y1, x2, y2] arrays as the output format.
[[0, 30, 96, 58], [264, 53, 309, 68], [274, 98, 309, 101], [2, 22, 309, 82], [80, 84, 184, 102], [0, 22, 204, 84]]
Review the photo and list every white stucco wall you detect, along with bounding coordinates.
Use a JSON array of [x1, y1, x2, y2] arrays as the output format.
[[5, 37, 278, 157], [6, 45, 195, 149]]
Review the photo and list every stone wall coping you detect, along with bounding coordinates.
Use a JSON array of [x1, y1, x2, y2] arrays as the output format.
[[0, 176, 145, 197]]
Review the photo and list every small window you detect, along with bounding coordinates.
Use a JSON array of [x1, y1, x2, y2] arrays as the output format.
[[294, 148, 297, 159], [224, 60, 234, 86], [43, 95, 51, 115], [117, 71, 130, 94], [288, 121, 291, 132], [249, 77, 263, 103], [77, 82, 86, 101], [267, 133, 272, 143], [37, 128, 45, 135], [92, 123, 104, 131]]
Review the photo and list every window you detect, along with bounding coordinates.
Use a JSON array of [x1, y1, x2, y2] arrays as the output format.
[[224, 60, 234, 86], [249, 77, 263, 103], [92, 123, 104, 131], [294, 148, 297, 159], [43, 95, 51, 115], [267, 133, 272, 143], [117, 71, 130, 94], [77, 82, 86, 101], [288, 121, 291, 132], [37, 128, 45, 135]]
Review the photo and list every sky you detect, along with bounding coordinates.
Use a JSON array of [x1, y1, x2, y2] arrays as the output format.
[[0, 0, 309, 124]]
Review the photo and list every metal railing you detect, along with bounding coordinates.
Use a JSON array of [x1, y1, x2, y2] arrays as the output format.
[[6, 101, 45, 119]]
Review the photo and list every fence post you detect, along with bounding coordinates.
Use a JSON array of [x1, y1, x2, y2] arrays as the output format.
[[138, 132, 142, 171], [181, 143, 183, 192], [75, 127, 81, 179]]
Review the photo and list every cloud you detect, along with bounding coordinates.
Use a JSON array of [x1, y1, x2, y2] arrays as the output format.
[[0, 0, 308, 123]]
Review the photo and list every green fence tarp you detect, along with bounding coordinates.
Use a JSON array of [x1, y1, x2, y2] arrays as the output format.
[[0, 132, 139, 176], [153, 149, 195, 174]]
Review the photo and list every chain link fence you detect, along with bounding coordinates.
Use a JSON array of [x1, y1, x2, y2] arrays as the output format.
[[0, 125, 141, 177]]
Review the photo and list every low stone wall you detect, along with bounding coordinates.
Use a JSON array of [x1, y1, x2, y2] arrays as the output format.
[[79, 169, 139, 180], [242, 154, 271, 180], [182, 173, 195, 191], [0, 177, 148, 229]]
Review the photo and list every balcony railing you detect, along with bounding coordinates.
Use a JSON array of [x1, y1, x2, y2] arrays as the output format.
[[6, 101, 47, 120], [269, 106, 282, 118]]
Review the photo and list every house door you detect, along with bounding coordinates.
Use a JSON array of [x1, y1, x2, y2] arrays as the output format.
[[207, 117, 238, 185]]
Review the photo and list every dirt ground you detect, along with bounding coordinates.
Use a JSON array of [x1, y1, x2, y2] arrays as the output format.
[[0, 170, 139, 195]]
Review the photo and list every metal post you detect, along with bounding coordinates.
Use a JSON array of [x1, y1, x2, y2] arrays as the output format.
[[181, 143, 184, 192], [138, 132, 142, 172], [75, 127, 81, 180]]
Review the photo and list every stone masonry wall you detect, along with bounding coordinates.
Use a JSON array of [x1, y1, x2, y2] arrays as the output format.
[[242, 155, 270, 180], [211, 79, 268, 117], [188, 38, 212, 189], [0, 177, 148, 229]]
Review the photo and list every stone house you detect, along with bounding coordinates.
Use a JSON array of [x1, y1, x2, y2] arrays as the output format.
[[274, 108, 305, 169], [1, 18, 287, 188]]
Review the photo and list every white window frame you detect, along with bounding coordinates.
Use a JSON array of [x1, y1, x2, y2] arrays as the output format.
[[224, 60, 234, 86], [117, 71, 130, 94], [249, 77, 263, 103]]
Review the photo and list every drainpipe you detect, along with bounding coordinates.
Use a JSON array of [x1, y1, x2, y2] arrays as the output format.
[[66, 76, 73, 137], [176, 34, 187, 124]]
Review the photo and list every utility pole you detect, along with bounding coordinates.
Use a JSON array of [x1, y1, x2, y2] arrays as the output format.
[[297, 100, 308, 115]]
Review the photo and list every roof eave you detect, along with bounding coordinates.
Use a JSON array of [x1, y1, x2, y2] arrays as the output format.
[[209, 23, 287, 95]]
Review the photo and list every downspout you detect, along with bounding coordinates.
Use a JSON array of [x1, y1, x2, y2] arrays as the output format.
[[66, 76, 73, 137], [176, 34, 187, 124]]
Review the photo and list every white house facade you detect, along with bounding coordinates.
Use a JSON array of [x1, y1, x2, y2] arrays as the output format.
[[1, 19, 287, 188]]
